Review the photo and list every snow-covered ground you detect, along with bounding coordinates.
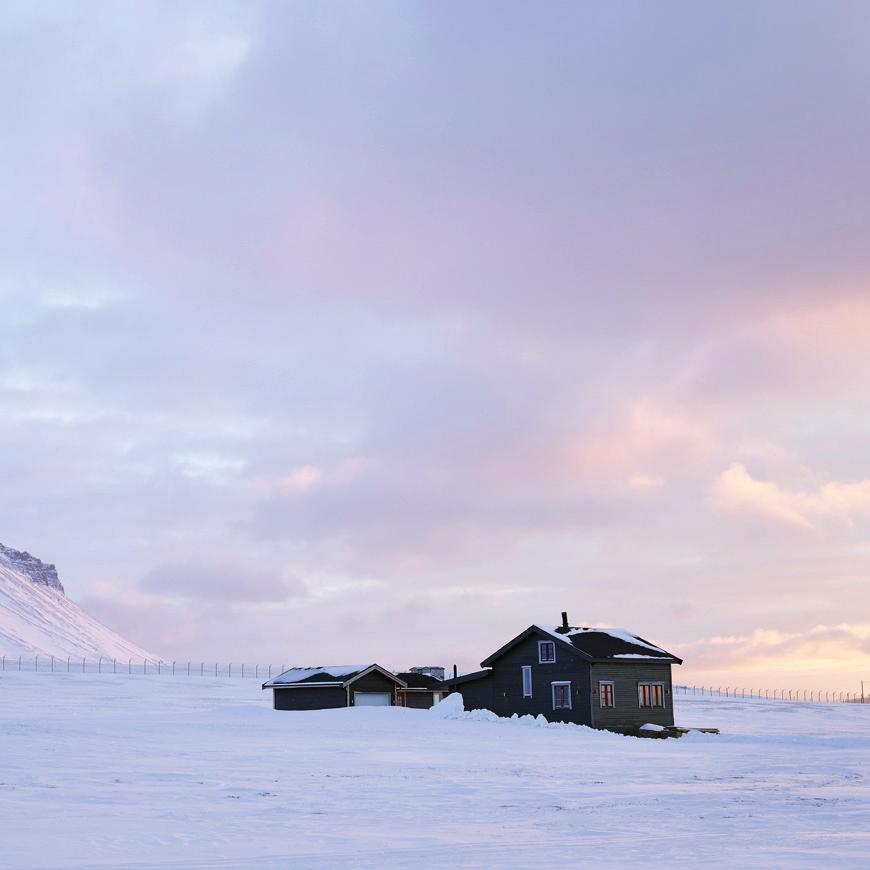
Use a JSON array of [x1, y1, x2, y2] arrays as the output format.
[[1, 673, 868, 869]]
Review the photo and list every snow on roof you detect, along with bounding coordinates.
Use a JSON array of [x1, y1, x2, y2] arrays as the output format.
[[264, 665, 369, 687], [534, 624, 675, 659]]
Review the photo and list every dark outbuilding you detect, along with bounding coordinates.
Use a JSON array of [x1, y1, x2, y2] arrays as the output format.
[[395, 672, 445, 709], [263, 664, 406, 710]]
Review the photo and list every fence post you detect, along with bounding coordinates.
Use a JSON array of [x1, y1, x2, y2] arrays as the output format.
[[255, 664, 259, 678], [99, 657, 102, 674], [242, 663, 245, 678], [143, 659, 147, 675], [35, 655, 38, 672], [158, 661, 161, 675], [113, 658, 117, 674], [82, 657, 85, 673], [19, 655, 22, 671], [201, 662, 204, 676], [215, 662, 218, 677], [187, 661, 190, 676]]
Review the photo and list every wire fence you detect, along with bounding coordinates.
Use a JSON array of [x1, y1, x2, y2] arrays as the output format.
[[1, 655, 287, 679], [675, 684, 867, 704], [3, 658, 867, 704]]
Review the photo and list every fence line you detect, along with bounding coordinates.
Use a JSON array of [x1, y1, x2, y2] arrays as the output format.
[[0, 656, 287, 679], [674, 684, 867, 704], [2, 657, 866, 704]]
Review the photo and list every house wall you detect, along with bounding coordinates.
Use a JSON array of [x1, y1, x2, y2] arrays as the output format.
[[272, 686, 347, 710], [449, 676, 494, 711], [488, 634, 593, 726], [349, 670, 398, 704], [590, 662, 675, 730], [404, 691, 436, 709]]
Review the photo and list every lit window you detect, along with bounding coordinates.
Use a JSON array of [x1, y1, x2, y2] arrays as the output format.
[[522, 665, 533, 698], [552, 681, 572, 710], [638, 682, 666, 708], [599, 681, 614, 707], [538, 640, 556, 663]]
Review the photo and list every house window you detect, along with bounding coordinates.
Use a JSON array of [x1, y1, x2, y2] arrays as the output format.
[[522, 665, 533, 698], [599, 681, 615, 708], [538, 640, 556, 663], [552, 681, 572, 710], [638, 682, 666, 708]]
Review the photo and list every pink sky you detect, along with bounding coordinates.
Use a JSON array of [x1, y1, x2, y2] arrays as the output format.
[[2, 3, 870, 692]]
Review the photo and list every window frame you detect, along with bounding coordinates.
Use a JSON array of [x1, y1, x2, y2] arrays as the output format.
[[599, 680, 615, 708], [638, 681, 667, 708], [551, 680, 572, 710], [521, 665, 533, 698], [538, 640, 556, 664]]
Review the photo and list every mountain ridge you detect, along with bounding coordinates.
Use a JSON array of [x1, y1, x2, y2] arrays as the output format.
[[0, 542, 161, 662]]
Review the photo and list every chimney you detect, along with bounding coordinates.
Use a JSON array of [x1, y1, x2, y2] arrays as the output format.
[[561, 611, 569, 629], [453, 664, 458, 679]]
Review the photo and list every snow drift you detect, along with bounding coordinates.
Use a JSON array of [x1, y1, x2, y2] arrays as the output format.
[[0, 543, 161, 662]]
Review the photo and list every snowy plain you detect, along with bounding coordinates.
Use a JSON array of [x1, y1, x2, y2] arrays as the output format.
[[1, 672, 868, 869]]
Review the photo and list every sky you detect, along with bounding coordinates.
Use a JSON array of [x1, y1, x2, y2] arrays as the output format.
[[2, 1, 870, 692]]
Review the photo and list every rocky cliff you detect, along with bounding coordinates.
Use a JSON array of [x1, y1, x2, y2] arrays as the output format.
[[0, 543, 65, 593]]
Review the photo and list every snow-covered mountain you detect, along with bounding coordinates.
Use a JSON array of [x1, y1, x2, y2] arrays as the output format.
[[0, 543, 161, 662]]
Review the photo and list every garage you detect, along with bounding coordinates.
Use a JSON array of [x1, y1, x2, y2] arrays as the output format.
[[353, 691, 392, 706], [263, 664, 406, 711]]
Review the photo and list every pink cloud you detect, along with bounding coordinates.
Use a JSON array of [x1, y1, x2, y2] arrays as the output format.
[[710, 463, 870, 530]]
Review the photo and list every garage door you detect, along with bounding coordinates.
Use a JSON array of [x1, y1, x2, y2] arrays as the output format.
[[354, 692, 391, 706]]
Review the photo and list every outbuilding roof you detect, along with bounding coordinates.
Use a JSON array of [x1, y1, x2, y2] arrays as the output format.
[[396, 671, 443, 690], [480, 624, 682, 666], [262, 664, 407, 689], [440, 668, 492, 687]]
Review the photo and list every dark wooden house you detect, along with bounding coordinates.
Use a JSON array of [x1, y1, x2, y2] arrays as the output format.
[[441, 613, 682, 733], [395, 672, 445, 709], [263, 664, 407, 710]]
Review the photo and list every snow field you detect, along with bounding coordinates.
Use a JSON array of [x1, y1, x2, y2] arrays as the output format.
[[0, 672, 868, 869]]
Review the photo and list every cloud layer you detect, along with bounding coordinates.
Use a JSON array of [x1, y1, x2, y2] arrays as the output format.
[[3, 3, 870, 689]]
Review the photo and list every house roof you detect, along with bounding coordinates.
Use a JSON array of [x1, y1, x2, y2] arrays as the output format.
[[396, 671, 443, 690], [440, 668, 492, 687], [480, 625, 682, 666], [262, 664, 407, 690]]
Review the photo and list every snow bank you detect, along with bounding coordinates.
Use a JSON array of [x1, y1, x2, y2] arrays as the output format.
[[429, 691, 465, 717], [431, 693, 591, 732]]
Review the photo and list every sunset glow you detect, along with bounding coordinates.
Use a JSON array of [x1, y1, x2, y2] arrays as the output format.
[[3, 2, 870, 694]]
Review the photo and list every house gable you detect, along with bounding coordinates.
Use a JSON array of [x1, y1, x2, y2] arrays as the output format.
[[480, 630, 594, 726], [480, 625, 589, 668], [342, 664, 407, 689]]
